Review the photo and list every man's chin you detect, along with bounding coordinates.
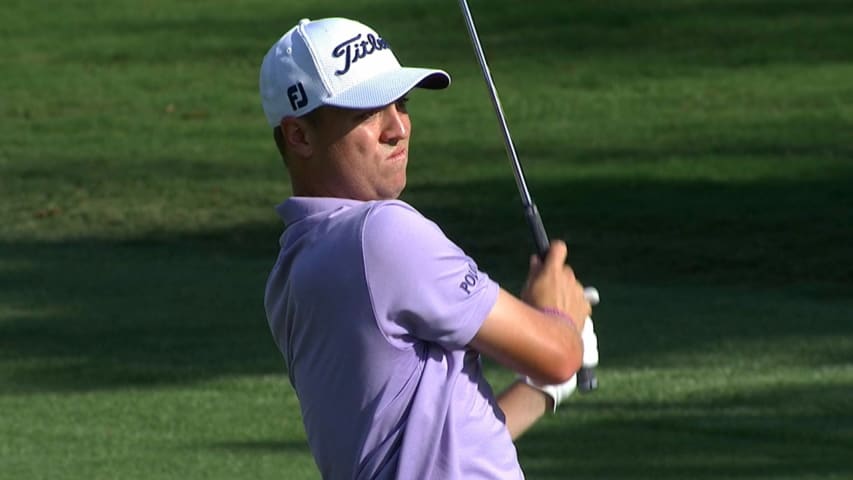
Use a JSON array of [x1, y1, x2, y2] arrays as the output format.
[[383, 178, 406, 200]]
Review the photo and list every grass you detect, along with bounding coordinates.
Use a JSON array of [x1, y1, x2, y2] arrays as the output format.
[[1, 0, 852, 478]]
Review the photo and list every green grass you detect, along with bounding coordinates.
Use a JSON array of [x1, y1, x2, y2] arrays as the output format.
[[2, 0, 852, 478]]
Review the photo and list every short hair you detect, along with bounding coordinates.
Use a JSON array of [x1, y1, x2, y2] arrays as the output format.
[[272, 125, 287, 164]]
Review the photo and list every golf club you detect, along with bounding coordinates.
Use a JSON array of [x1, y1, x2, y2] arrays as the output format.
[[457, 0, 598, 392]]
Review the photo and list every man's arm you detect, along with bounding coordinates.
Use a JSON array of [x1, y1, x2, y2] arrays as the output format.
[[469, 241, 590, 435], [471, 289, 578, 439], [496, 380, 550, 440], [471, 288, 583, 384]]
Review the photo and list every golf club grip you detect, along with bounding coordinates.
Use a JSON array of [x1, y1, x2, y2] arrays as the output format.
[[524, 204, 550, 258], [525, 204, 598, 393]]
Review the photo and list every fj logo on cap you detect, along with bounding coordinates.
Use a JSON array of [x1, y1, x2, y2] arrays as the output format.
[[332, 33, 389, 76], [287, 82, 308, 111]]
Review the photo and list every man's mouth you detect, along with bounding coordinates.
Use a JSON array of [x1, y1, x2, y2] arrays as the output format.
[[388, 147, 407, 163]]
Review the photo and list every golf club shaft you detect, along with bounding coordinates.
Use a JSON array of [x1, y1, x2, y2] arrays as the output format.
[[457, 0, 598, 392], [457, 0, 535, 212]]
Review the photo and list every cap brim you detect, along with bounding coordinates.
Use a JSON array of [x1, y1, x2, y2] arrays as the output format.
[[324, 67, 450, 110]]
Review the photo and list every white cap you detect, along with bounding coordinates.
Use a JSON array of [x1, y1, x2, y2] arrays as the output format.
[[260, 17, 451, 127]]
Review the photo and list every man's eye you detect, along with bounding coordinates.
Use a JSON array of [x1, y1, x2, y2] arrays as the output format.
[[358, 109, 379, 121], [395, 97, 410, 112]]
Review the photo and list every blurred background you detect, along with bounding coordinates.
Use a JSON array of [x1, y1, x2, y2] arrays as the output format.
[[1, 0, 851, 478]]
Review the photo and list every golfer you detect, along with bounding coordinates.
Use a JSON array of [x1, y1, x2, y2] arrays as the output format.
[[261, 17, 592, 479]]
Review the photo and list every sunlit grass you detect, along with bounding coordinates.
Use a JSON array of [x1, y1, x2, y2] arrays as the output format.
[[1, 0, 852, 478]]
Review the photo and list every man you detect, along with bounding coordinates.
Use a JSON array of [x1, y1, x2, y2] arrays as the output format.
[[261, 17, 594, 479]]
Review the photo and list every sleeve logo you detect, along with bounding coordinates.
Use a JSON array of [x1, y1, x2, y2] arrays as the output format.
[[459, 263, 479, 295]]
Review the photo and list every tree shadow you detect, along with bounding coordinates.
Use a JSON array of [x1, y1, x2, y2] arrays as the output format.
[[518, 383, 853, 479], [50, 0, 853, 74], [3, 2, 852, 478], [1, 166, 851, 394]]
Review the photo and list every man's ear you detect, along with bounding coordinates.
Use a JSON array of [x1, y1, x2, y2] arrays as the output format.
[[281, 117, 313, 158]]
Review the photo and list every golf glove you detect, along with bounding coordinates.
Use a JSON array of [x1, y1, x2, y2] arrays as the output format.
[[581, 316, 599, 368], [581, 286, 600, 369], [524, 370, 577, 412]]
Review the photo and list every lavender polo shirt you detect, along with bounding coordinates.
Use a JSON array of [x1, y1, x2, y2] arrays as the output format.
[[264, 197, 524, 479]]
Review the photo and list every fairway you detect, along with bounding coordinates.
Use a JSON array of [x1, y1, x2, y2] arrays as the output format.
[[2, 0, 852, 479]]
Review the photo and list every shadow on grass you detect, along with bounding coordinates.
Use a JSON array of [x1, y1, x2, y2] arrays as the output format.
[[1, 163, 851, 480], [520, 383, 853, 479], [0, 239, 282, 393], [55, 0, 853, 73], [1, 169, 851, 395], [195, 385, 852, 478]]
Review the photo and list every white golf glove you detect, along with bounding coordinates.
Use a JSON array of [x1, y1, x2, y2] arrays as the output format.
[[580, 286, 600, 369], [581, 316, 599, 368], [523, 370, 577, 412]]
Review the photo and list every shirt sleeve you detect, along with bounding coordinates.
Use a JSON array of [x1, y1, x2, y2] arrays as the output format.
[[362, 201, 500, 351]]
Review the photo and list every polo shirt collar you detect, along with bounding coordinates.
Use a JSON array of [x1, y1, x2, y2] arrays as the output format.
[[277, 196, 367, 225]]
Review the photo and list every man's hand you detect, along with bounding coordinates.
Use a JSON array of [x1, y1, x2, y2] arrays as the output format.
[[523, 372, 577, 412], [521, 240, 590, 332]]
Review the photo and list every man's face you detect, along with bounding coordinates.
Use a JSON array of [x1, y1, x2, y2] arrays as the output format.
[[307, 97, 411, 201]]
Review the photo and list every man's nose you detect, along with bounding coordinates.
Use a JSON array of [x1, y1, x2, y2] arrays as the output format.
[[380, 104, 408, 144]]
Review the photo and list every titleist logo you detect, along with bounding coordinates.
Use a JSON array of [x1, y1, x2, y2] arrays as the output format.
[[332, 33, 389, 76]]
